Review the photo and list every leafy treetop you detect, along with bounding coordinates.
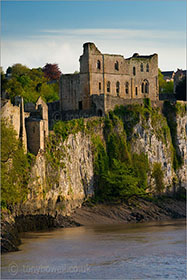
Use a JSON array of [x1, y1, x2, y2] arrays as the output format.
[[42, 63, 61, 81], [2, 63, 59, 104]]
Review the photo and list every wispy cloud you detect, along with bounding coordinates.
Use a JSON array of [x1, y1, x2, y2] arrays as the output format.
[[40, 28, 185, 42], [1, 28, 186, 72]]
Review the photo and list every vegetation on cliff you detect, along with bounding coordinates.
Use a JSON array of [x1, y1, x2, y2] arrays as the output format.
[[92, 110, 149, 201], [91, 99, 185, 200], [38, 99, 186, 201], [163, 101, 186, 170], [1, 100, 185, 210], [1, 119, 32, 208]]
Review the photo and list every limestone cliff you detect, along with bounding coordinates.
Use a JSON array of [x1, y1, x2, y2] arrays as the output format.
[[17, 102, 186, 217], [131, 112, 186, 189], [21, 132, 94, 216]]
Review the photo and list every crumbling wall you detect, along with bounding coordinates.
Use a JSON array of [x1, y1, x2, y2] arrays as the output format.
[[59, 42, 159, 114], [60, 74, 81, 111], [1, 100, 21, 137], [127, 54, 158, 100], [1, 98, 27, 151]]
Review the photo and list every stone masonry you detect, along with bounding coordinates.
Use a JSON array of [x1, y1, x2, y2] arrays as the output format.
[[60, 42, 159, 116], [1, 97, 27, 152], [1, 96, 48, 155]]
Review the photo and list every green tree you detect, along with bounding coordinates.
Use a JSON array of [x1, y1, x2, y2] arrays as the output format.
[[164, 81, 174, 93], [158, 69, 174, 94], [1, 119, 30, 207], [40, 83, 59, 103], [152, 162, 165, 194], [2, 63, 60, 104], [132, 153, 149, 190], [11, 63, 30, 77], [158, 69, 165, 93], [102, 159, 145, 199]]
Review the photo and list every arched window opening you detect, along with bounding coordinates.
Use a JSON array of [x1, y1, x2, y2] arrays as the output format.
[[135, 87, 138, 96], [140, 63, 143, 72], [146, 63, 149, 72], [141, 82, 145, 93], [116, 81, 120, 95], [125, 82, 129, 94], [115, 61, 119, 71], [133, 66, 136, 76], [145, 81, 149, 93], [142, 79, 149, 94], [97, 60, 101, 70], [107, 81, 110, 93], [99, 82, 101, 91]]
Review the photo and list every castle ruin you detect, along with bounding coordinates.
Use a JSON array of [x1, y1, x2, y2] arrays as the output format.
[[1, 42, 160, 154], [59, 42, 159, 118], [1, 96, 48, 155]]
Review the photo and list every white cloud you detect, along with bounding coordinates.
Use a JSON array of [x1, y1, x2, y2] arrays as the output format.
[[41, 28, 185, 42], [1, 28, 186, 72]]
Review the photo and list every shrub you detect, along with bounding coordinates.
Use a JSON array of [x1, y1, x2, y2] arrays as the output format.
[[53, 119, 85, 140], [152, 162, 165, 194], [1, 119, 30, 207]]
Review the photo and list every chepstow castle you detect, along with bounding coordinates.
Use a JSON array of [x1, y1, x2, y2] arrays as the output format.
[[1, 42, 161, 155], [59, 42, 158, 118]]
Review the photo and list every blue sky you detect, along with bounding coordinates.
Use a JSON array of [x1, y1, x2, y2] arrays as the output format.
[[1, 0, 186, 72]]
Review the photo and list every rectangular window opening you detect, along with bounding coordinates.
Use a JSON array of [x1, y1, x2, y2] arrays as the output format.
[[99, 82, 101, 91], [78, 101, 83, 110], [135, 87, 138, 96]]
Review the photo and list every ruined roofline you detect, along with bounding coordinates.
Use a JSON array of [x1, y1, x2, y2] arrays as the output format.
[[84, 42, 124, 57], [126, 53, 157, 60], [83, 42, 101, 54], [83, 42, 157, 60]]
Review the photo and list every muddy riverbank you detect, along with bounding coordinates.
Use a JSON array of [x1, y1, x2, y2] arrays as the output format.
[[1, 197, 186, 253]]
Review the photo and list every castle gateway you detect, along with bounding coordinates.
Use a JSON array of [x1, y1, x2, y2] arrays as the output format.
[[59, 42, 159, 117]]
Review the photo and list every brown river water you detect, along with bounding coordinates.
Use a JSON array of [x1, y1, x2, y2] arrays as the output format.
[[1, 219, 186, 279]]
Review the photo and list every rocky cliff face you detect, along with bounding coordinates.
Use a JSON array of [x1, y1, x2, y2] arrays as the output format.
[[131, 117, 174, 188], [175, 114, 187, 188], [131, 112, 186, 190], [18, 103, 186, 217], [20, 132, 94, 217]]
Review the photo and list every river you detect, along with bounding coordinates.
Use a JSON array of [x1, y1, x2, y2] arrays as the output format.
[[1, 219, 186, 279]]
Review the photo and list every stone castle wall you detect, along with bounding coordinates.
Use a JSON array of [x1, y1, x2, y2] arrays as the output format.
[[60, 42, 159, 113], [1, 98, 27, 152], [25, 120, 41, 155], [1, 97, 49, 155], [1, 100, 21, 138]]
